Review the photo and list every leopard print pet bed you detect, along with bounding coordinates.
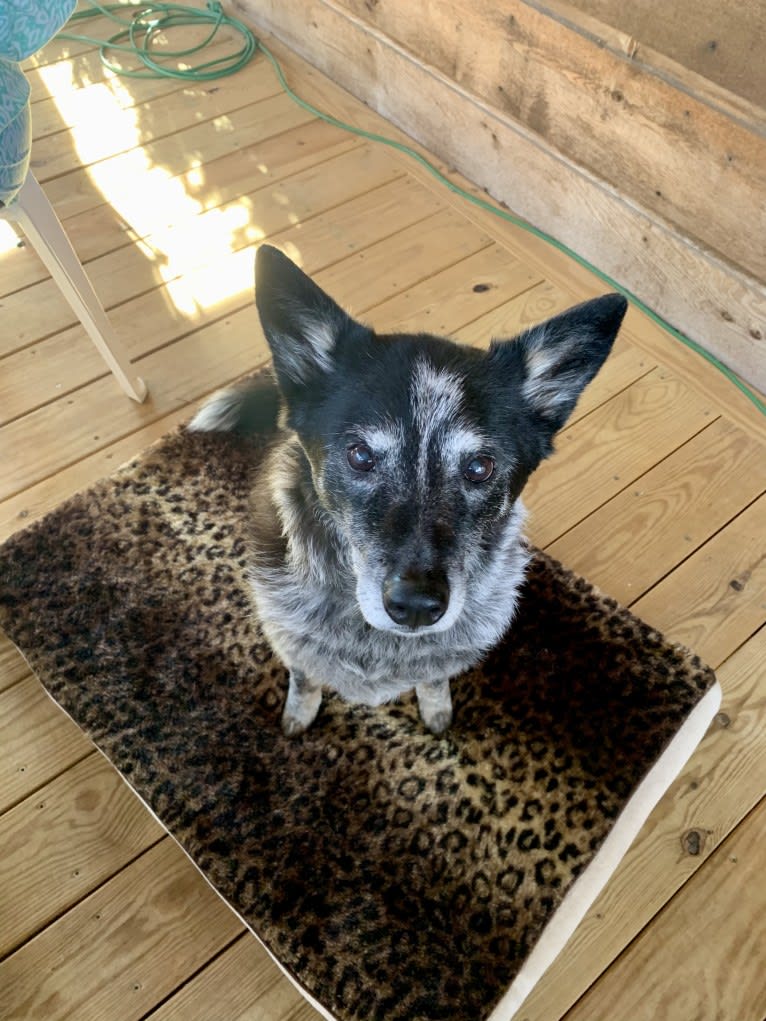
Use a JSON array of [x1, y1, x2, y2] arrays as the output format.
[[0, 420, 720, 1021]]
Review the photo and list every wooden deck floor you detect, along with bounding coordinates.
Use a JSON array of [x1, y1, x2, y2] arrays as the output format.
[[1, 15, 765, 1021]]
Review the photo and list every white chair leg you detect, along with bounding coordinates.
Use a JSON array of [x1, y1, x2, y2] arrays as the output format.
[[13, 173, 148, 402]]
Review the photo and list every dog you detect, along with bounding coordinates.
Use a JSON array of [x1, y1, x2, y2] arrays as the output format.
[[189, 245, 627, 736]]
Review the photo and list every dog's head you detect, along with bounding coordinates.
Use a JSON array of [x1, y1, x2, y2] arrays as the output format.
[[255, 245, 627, 635]]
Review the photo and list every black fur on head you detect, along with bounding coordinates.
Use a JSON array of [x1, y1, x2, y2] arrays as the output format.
[[254, 244, 627, 464]]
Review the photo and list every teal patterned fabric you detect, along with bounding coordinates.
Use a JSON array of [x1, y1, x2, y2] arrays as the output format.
[[0, 0, 76, 204]]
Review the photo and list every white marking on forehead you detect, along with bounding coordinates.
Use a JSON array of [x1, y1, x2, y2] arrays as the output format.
[[410, 359, 486, 489], [411, 359, 464, 434]]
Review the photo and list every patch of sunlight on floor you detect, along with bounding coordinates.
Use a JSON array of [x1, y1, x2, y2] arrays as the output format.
[[47, 63, 277, 315], [0, 221, 21, 256]]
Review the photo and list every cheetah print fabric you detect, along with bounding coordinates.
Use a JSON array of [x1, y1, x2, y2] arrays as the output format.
[[0, 412, 716, 1021]]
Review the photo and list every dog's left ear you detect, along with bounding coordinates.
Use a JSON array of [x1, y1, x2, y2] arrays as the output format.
[[255, 245, 364, 396], [490, 293, 628, 438]]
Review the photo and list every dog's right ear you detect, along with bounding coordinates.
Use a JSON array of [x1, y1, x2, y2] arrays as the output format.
[[255, 245, 362, 395]]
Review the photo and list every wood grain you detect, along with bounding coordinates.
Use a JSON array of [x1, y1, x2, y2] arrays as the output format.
[[547, 417, 766, 602], [2, 28, 765, 1021], [32, 60, 282, 177], [2, 143, 403, 357], [631, 494, 766, 668], [0, 176, 445, 498], [31, 40, 263, 143], [0, 837, 242, 1020], [0, 402, 217, 543], [240, 4, 766, 390], [325, 0, 766, 280], [567, 0, 766, 108], [0, 636, 30, 693], [0, 677, 92, 811], [0, 754, 164, 958], [368, 243, 542, 334], [315, 207, 493, 314], [147, 933, 322, 1020], [525, 368, 716, 547], [563, 796, 766, 1021], [1, 120, 359, 297], [36, 91, 316, 220], [519, 627, 766, 1020]]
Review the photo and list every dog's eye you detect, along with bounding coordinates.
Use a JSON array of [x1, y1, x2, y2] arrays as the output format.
[[347, 442, 376, 472], [463, 454, 495, 483]]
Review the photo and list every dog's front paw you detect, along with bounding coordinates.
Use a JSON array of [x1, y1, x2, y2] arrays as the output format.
[[281, 711, 312, 738], [424, 708, 452, 736], [416, 680, 453, 736], [281, 670, 322, 737]]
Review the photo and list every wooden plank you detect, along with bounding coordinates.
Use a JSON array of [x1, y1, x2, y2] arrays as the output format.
[[0, 754, 165, 959], [1, 143, 403, 358], [0, 635, 31, 693], [566, 0, 766, 110], [315, 207, 494, 314], [0, 676, 92, 811], [324, 0, 766, 280], [0, 405, 221, 543], [367, 242, 542, 334], [0, 176, 444, 499], [631, 495, 766, 669], [523, 368, 716, 548], [454, 279, 574, 346], [27, 23, 249, 104], [146, 934, 321, 1021], [31, 60, 282, 178], [30, 40, 245, 140], [240, 8, 766, 392], [246, 32, 766, 414], [564, 795, 766, 1021], [36, 91, 316, 219], [548, 418, 766, 603], [0, 304, 268, 503], [0, 837, 243, 1020], [1, 120, 359, 296], [520, 627, 766, 1021]]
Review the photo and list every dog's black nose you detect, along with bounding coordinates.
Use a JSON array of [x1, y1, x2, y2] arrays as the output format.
[[382, 571, 449, 628]]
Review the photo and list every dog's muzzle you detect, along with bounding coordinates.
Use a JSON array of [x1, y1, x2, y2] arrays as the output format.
[[382, 570, 449, 629]]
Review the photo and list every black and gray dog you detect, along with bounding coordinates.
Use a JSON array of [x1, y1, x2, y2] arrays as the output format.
[[190, 245, 627, 736]]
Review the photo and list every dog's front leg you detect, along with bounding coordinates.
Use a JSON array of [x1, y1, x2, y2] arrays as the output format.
[[282, 669, 323, 737], [416, 679, 453, 735]]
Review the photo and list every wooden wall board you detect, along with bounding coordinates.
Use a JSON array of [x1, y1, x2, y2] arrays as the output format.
[[328, 0, 766, 280], [236, 5, 766, 391], [566, 0, 766, 109]]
